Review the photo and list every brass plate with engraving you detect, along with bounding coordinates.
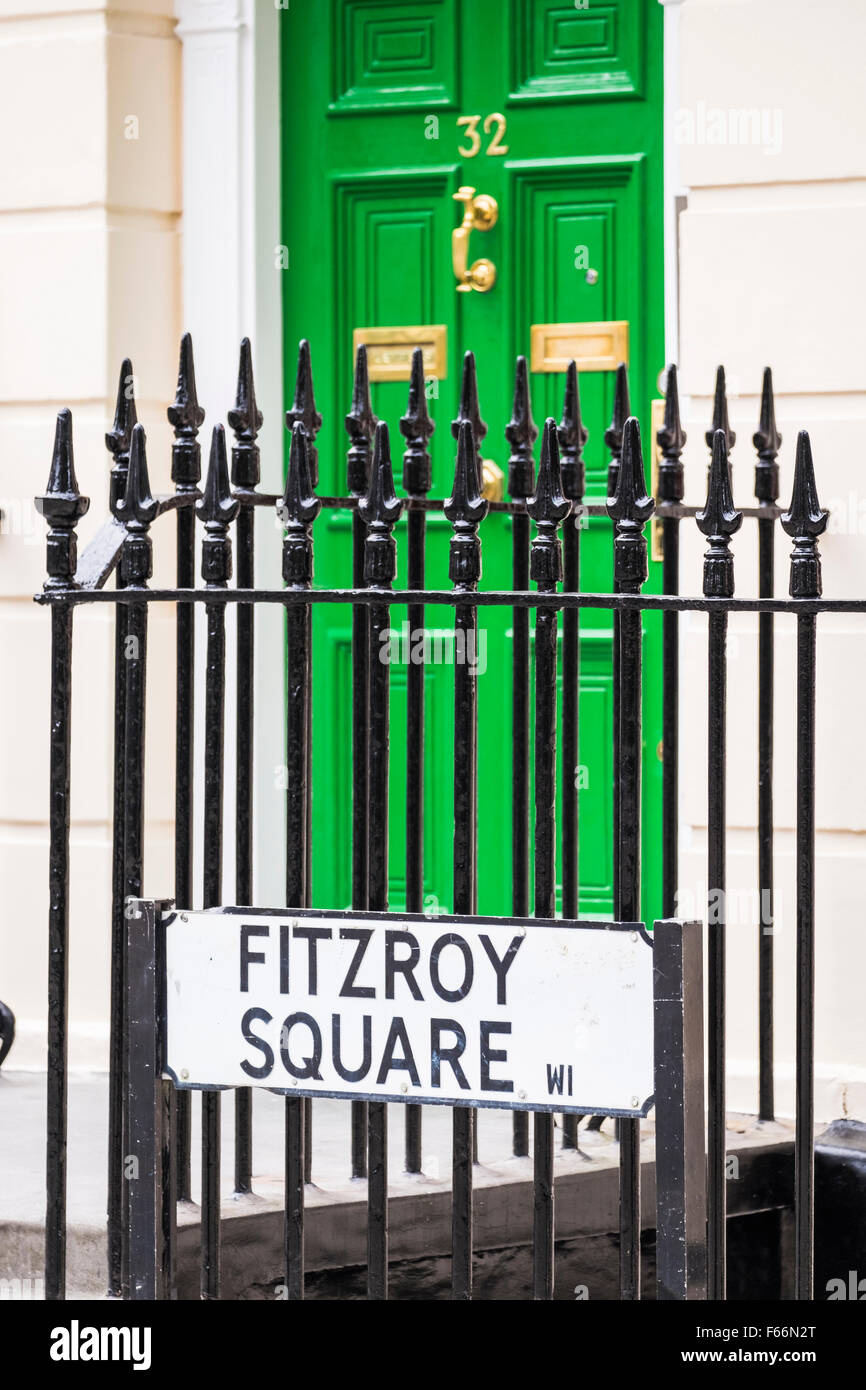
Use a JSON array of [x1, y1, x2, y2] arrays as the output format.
[[530, 320, 629, 374], [353, 325, 447, 383], [650, 397, 665, 563]]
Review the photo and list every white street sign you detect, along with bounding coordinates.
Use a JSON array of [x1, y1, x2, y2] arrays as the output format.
[[163, 909, 655, 1116]]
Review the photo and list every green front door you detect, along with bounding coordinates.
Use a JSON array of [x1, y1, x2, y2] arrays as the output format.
[[280, 0, 664, 924]]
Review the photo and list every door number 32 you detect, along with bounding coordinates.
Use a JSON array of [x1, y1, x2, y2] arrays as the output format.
[[457, 113, 508, 158]]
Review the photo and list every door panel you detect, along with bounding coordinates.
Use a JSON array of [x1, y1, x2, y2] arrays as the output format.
[[281, 0, 664, 925]]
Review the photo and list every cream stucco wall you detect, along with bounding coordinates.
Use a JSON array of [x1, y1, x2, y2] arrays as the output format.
[[673, 0, 866, 1119], [0, 0, 181, 1068]]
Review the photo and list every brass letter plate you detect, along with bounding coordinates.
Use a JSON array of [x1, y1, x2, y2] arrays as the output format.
[[353, 325, 447, 383], [530, 320, 629, 374]]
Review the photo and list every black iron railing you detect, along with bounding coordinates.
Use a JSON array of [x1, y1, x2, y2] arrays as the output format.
[[35, 334, 846, 1302]]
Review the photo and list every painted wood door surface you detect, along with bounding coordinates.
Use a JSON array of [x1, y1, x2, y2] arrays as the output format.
[[280, 0, 664, 923]]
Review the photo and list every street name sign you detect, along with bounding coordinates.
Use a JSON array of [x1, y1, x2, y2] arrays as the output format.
[[162, 908, 655, 1116]]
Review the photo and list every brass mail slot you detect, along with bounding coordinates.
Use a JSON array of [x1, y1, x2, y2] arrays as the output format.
[[530, 320, 629, 374], [353, 325, 447, 383]]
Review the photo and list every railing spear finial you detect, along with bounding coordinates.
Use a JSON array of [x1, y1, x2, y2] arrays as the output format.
[[558, 359, 588, 506], [106, 358, 138, 517], [196, 424, 240, 586], [117, 423, 158, 587], [452, 350, 487, 496], [697, 428, 742, 598], [445, 419, 488, 590], [604, 361, 631, 498], [528, 418, 571, 588], [228, 337, 263, 491], [706, 364, 736, 457], [505, 354, 538, 500], [607, 415, 654, 590], [400, 346, 435, 497], [359, 421, 402, 587], [36, 408, 90, 589], [286, 339, 322, 489], [753, 366, 782, 505], [168, 332, 205, 491], [656, 363, 687, 504], [280, 422, 321, 588], [346, 343, 379, 497], [781, 431, 828, 599]]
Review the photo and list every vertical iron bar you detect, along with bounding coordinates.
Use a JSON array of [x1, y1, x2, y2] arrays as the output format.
[[168, 333, 204, 1207], [105, 362, 136, 1297], [794, 612, 817, 1299], [754, 368, 781, 1123], [116, 425, 158, 1301], [780, 430, 826, 1301], [45, 601, 74, 1300], [197, 426, 239, 1302], [346, 345, 375, 1182], [606, 365, 630, 934], [448, 359, 488, 1296], [230, 339, 262, 1196], [528, 419, 570, 1299], [510, 507, 531, 1160], [287, 342, 322, 1188], [506, 356, 536, 1161], [126, 899, 174, 1300], [399, 348, 434, 1175], [280, 422, 320, 1300], [446, 399, 488, 1300], [653, 918, 707, 1300], [698, 427, 742, 1301], [360, 421, 402, 1300], [607, 416, 654, 1301], [403, 499, 425, 1172], [757, 520, 775, 1121], [558, 362, 587, 1152], [657, 366, 686, 922]]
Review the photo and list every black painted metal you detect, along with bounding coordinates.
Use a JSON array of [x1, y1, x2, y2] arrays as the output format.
[[528, 420, 571, 1298], [289, 343, 322, 1184], [117, 423, 158, 1297], [359, 421, 402, 1300], [606, 364, 630, 965], [697, 428, 742, 1301], [706, 365, 737, 465], [447, 375, 489, 1298], [126, 899, 176, 1300], [196, 425, 239, 1300], [657, 366, 686, 923], [452, 357, 487, 1158], [281, 421, 321, 1299], [346, 344, 376, 1182], [230, 338, 262, 1198], [168, 333, 203, 1208], [754, 368, 781, 1125], [558, 362, 587, 1152], [37, 341, 840, 1307], [36, 408, 89, 1301], [505, 355, 536, 1160], [105, 360, 136, 1297], [653, 919, 706, 1300], [608, 416, 654, 1300], [781, 431, 827, 1301], [400, 347, 434, 1175]]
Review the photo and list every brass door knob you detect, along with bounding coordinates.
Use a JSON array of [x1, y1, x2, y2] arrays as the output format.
[[452, 186, 498, 294], [481, 459, 504, 501]]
